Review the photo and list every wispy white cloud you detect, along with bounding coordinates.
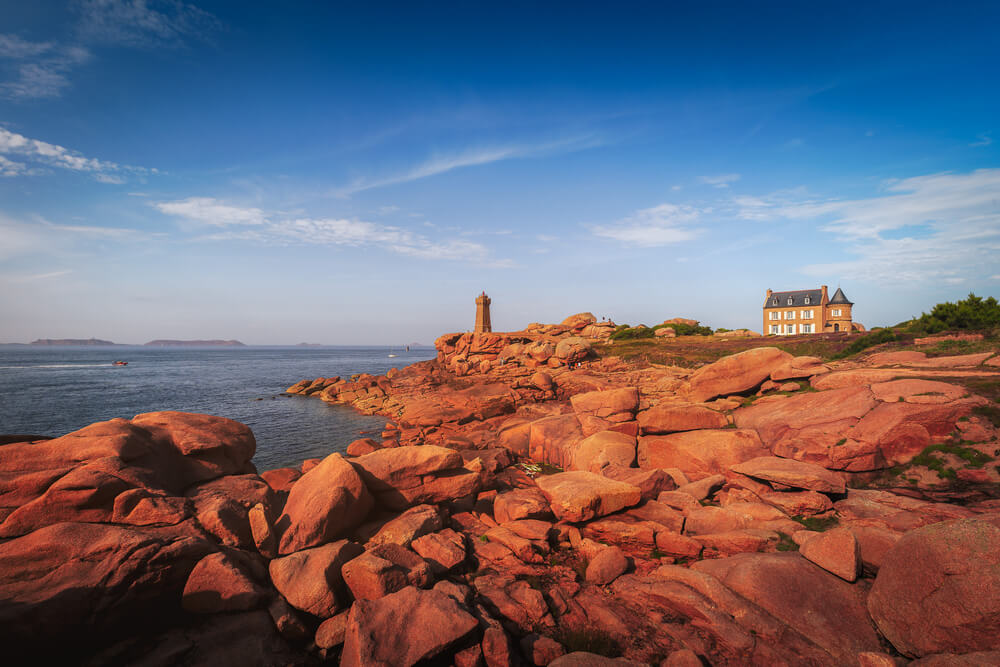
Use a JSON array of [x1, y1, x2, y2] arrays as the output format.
[[334, 135, 603, 196], [700, 173, 741, 188], [0, 35, 55, 59], [155, 197, 267, 225], [0, 127, 148, 181], [156, 196, 512, 265], [1, 1, 221, 99], [0, 155, 28, 176], [0, 34, 91, 99], [74, 0, 222, 48], [590, 203, 704, 247], [0, 212, 149, 261], [49, 221, 147, 238], [741, 169, 1000, 284], [4, 269, 73, 284], [970, 133, 993, 147]]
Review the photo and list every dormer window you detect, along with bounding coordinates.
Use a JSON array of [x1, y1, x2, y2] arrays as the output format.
[[772, 299, 778, 306], [804, 296, 810, 304], [787, 298, 793, 305]]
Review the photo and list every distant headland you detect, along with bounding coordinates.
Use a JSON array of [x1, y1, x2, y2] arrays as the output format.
[[143, 339, 246, 347], [29, 338, 118, 346]]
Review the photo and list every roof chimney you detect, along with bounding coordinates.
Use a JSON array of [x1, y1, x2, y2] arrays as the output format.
[[766, 289, 772, 298]]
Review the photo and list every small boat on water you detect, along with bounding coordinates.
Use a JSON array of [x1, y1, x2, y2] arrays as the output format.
[[388, 354, 398, 358], [112, 361, 128, 366]]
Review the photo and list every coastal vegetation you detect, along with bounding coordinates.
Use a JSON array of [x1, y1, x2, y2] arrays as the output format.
[[608, 320, 713, 341], [902, 293, 1000, 334]]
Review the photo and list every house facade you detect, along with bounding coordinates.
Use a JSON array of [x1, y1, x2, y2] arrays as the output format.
[[763, 285, 855, 336]]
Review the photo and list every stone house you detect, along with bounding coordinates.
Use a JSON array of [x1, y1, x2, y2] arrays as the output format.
[[763, 285, 859, 335]]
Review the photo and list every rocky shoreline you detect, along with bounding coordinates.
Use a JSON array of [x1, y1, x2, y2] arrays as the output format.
[[2, 313, 999, 665]]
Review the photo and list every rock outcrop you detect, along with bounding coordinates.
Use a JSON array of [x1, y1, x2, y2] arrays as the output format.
[[867, 518, 1000, 658], [4, 331, 999, 665]]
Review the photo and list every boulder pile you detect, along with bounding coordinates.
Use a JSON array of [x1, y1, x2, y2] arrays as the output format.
[[3, 334, 1000, 665]]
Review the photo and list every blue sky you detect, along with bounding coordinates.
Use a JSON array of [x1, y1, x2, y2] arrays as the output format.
[[1, 1, 998, 344]]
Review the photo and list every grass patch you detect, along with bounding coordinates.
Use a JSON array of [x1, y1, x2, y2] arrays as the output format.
[[834, 438, 847, 446], [517, 461, 564, 477], [776, 532, 799, 552], [650, 547, 667, 559], [792, 515, 839, 531], [973, 404, 1000, 428], [960, 378, 1000, 403], [478, 534, 490, 543], [911, 443, 993, 470], [553, 627, 621, 658], [920, 338, 996, 357], [830, 328, 898, 360]]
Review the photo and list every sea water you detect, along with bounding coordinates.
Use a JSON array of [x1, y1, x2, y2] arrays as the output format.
[[0, 346, 434, 470]]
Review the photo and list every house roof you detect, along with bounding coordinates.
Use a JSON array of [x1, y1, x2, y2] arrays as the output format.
[[764, 289, 823, 308], [828, 287, 853, 305]]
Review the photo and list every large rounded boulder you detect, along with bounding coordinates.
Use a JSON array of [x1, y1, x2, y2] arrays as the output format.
[[554, 337, 593, 363], [686, 347, 791, 402], [867, 517, 1000, 658], [276, 453, 373, 554]]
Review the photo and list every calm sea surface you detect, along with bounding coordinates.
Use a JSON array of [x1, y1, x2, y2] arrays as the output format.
[[0, 346, 435, 470]]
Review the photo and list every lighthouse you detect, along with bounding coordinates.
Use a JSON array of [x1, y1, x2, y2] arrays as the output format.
[[474, 292, 492, 333]]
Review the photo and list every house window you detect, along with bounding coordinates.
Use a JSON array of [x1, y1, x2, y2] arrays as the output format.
[[769, 312, 779, 321], [801, 324, 813, 334], [770, 325, 780, 335], [832, 308, 842, 317], [801, 310, 813, 319], [785, 311, 795, 320], [772, 298, 778, 306], [804, 296, 810, 304], [785, 324, 796, 335], [787, 298, 793, 305]]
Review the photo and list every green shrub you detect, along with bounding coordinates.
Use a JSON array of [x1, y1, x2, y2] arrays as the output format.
[[670, 322, 714, 336], [609, 325, 656, 341], [609, 320, 714, 339], [907, 293, 1000, 333]]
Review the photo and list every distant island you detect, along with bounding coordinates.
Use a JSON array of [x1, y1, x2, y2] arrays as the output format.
[[143, 339, 246, 347], [30, 338, 118, 346]]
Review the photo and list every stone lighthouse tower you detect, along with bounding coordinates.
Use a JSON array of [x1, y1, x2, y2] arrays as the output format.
[[474, 292, 492, 333]]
